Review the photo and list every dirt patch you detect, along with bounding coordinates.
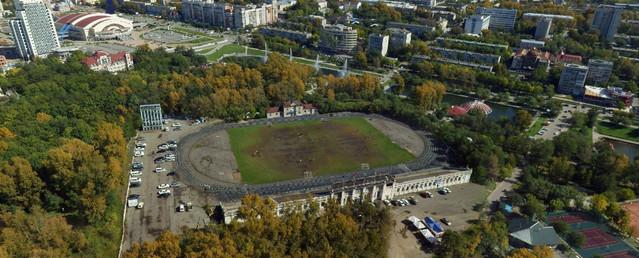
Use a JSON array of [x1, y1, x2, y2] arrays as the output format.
[[186, 130, 239, 184], [366, 117, 425, 156]]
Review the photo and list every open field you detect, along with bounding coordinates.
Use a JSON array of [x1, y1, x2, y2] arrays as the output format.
[[597, 121, 639, 142], [227, 117, 415, 184], [527, 117, 547, 137], [206, 44, 263, 60]]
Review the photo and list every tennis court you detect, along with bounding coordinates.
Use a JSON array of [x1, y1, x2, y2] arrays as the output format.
[[605, 251, 638, 258], [621, 201, 639, 238], [548, 213, 586, 224], [580, 228, 618, 249], [547, 212, 639, 258]]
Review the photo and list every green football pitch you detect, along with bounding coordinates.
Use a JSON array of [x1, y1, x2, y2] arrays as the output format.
[[227, 117, 415, 184]]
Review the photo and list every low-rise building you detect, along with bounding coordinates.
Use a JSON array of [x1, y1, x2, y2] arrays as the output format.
[[583, 86, 633, 107], [510, 48, 552, 71], [266, 101, 317, 118], [430, 47, 501, 65], [82, 51, 134, 73], [368, 33, 389, 56], [554, 50, 583, 64], [387, 21, 436, 36], [508, 218, 562, 248], [259, 27, 312, 43], [520, 39, 545, 49]]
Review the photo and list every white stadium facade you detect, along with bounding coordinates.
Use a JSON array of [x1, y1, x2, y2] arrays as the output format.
[[55, 13, 133, 41]]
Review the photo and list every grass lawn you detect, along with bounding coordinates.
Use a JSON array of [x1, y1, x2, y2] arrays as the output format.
[[527, 117, 547, 137], [206, 44, 263, 61], [227, 117, 415, 184], [597, 121, 639, 142]]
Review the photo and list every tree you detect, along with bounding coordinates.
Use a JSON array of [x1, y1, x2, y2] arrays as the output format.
[[436, 230, 472, 258], [522, 194, 546, 220], [591, 194, 609, 215], [507, 246, 553, 258], [566, 231, 585, 247], [514, 110, 533, 131], [610, 110, 633, 126], [414, 80, 446, 111], [552, 221, 570, 236], [548, 156, 574, 184], [0, 157, 44, 209]]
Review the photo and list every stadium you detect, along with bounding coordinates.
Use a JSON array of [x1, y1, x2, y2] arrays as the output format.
[[176, 112, 472, 223], [55, 13, 133, 41]]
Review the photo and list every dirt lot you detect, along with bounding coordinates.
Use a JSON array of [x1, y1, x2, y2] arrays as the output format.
[[367, 116, 425, 156], [122, 119, 217, 252], [387, 183, 491, 258], [184, 129, 239, 184]]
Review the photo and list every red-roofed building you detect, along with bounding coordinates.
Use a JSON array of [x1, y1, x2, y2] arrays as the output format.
[[554, 50, 582, 64], [266, 107, 281, 118], [267, 101, 317, 119], [55, 13, 133, 41], [82, 51, 134, 73]]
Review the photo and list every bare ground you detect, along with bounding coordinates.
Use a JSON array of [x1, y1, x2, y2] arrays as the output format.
[[185, 130, 239, 184], [366, 117, 425, 156]]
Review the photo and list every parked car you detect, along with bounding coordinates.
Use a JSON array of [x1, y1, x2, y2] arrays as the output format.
[[170, 182, 181, 188], [441, 218, 452, 226], [155, 167, 166, 173], [132, 162, 143, 170], [383, 200, 391, 206], [136, 202, 145, 209], [171, 123, 182, 127], [157, 183, 170, 189], [165, 156, 176, 162], [177, 204, 185, 212], [134, 150, 144, 157], [158, 144, 169, 150], [154, 157, 165, 164], [130, 177, 142, 186], [158, 189, 171, 196], [130, 170, 142, 177], [135, 142, 147, 148]]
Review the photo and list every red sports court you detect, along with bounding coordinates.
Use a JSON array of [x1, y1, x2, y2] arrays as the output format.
[[579, 227, 618, 249], [548, 213, 586, 224]]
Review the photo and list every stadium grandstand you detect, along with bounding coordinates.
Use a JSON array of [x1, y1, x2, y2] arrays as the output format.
[[55, 13, 133, 41]]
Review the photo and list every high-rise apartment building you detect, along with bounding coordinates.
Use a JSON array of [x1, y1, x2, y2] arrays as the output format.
[[388, 28, 411, 50], [535, 18, 552, 40], [586, 59, 614, 85], [319, 24, 358, 53], [476, 7, 517, 31], [181, 0, 278, 29], [558, 64, 589, 96], [9, 0, 60, 60], [368, 33, 389, 57], [464, 14, 490, 35], [591, 5, 624, 41]]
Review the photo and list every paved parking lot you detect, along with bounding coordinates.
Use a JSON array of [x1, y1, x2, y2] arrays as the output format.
[[122, 119, 216, 251], [387, 183, 491, 258], [533, 103, 591, 140]]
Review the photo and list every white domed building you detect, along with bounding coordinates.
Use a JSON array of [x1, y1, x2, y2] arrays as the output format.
[[56, 13, 133, 41]]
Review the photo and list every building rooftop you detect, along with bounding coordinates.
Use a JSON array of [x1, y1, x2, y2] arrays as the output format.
[[509, 218, 562, 247]]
